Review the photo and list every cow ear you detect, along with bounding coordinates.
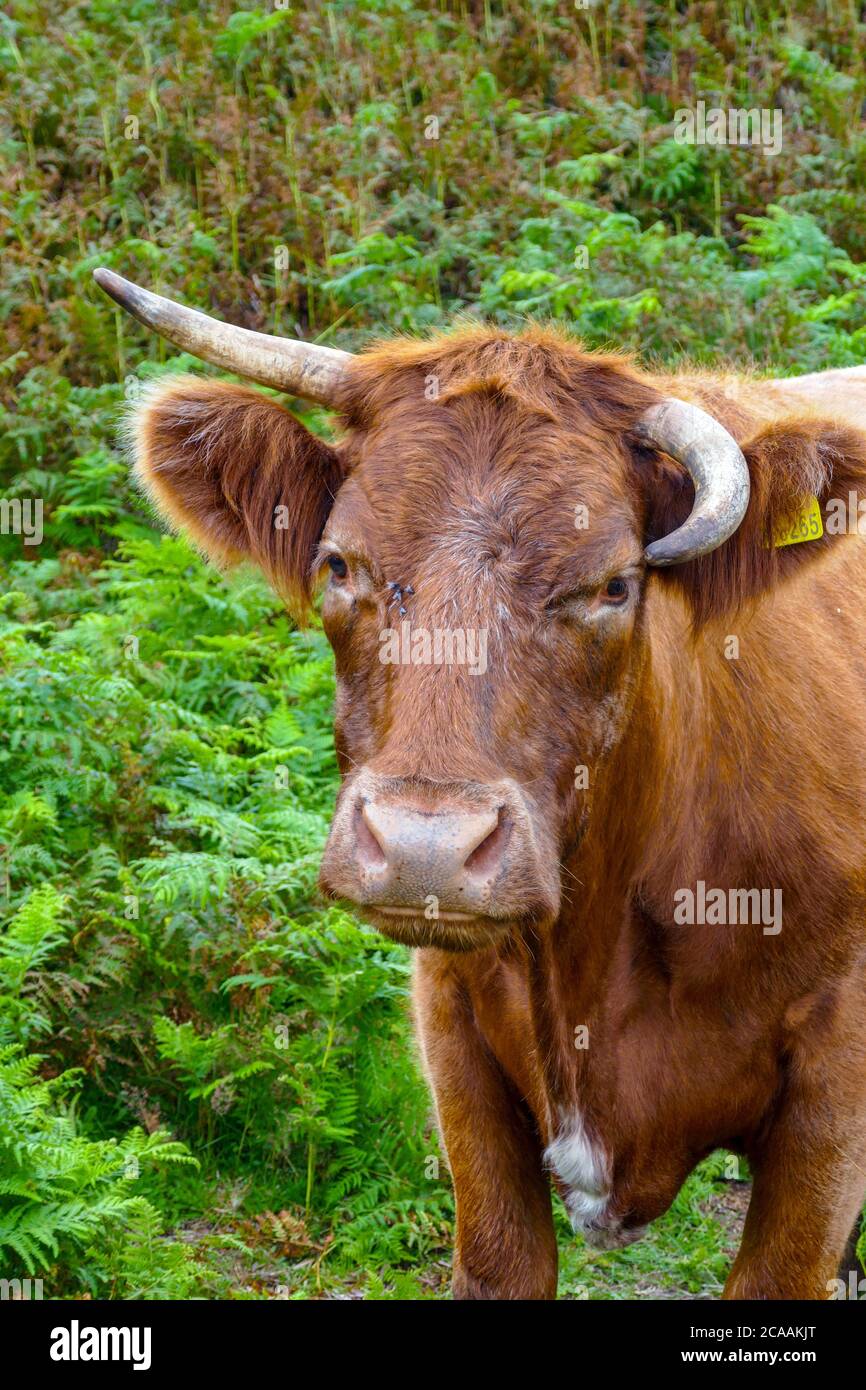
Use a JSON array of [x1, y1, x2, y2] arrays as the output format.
[[642, 416, 866, 626], [129, 376, 345, 619]]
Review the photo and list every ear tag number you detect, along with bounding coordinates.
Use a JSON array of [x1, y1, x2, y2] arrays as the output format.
[[768, 495, 823, 548]]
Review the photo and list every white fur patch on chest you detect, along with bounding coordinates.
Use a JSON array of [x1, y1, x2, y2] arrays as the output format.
[[544, 1109, 612, 1232]]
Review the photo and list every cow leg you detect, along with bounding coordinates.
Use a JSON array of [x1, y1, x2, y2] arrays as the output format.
[[413, 955, 558, 1300], [725, 980, 866, 1300], [725, 1143, 866, 1299]]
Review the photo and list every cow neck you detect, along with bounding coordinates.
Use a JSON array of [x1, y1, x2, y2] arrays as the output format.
[[526, 594, 707, 1129]]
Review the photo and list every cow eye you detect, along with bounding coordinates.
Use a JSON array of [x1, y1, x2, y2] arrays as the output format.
[[604, 577, 629, 603], [328, 554, 348, 579]]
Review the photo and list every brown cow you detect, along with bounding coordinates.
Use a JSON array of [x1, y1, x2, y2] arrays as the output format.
[[96, 268, 866, 1300]]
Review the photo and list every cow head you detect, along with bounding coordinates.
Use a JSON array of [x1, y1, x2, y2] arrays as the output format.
[[97, 270, 866, 951]]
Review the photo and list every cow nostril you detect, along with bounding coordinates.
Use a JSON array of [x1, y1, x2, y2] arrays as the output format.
[[356, 802, 388, 871], [463, 810, 511, 879]]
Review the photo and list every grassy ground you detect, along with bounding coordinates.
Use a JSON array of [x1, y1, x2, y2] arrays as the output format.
[[160, 1163, 750, 1300], [2, 0, 866, 1298]]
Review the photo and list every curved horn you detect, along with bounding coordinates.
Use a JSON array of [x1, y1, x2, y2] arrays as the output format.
[[636, 399, 751, 565], [93, 268, 352, 406]]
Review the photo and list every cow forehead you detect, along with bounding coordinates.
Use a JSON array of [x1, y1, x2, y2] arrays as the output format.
[[330, 391, 640, 586]]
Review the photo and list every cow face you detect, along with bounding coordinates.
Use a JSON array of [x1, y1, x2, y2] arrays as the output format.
[[132, 332, 672, 950], [316, 369, 660, 950]]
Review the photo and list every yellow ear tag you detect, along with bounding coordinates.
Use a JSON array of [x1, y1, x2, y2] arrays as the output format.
[[770, 495, 823, 548]]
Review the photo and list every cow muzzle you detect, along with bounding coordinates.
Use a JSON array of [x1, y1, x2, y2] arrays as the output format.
[[319, 771, 560, 949]]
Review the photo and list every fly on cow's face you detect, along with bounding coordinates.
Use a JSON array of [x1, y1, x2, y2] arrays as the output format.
[[386, 580, 414, 617]]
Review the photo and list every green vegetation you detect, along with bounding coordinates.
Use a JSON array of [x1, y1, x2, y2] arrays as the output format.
[[2, 1, 865, 1298]]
